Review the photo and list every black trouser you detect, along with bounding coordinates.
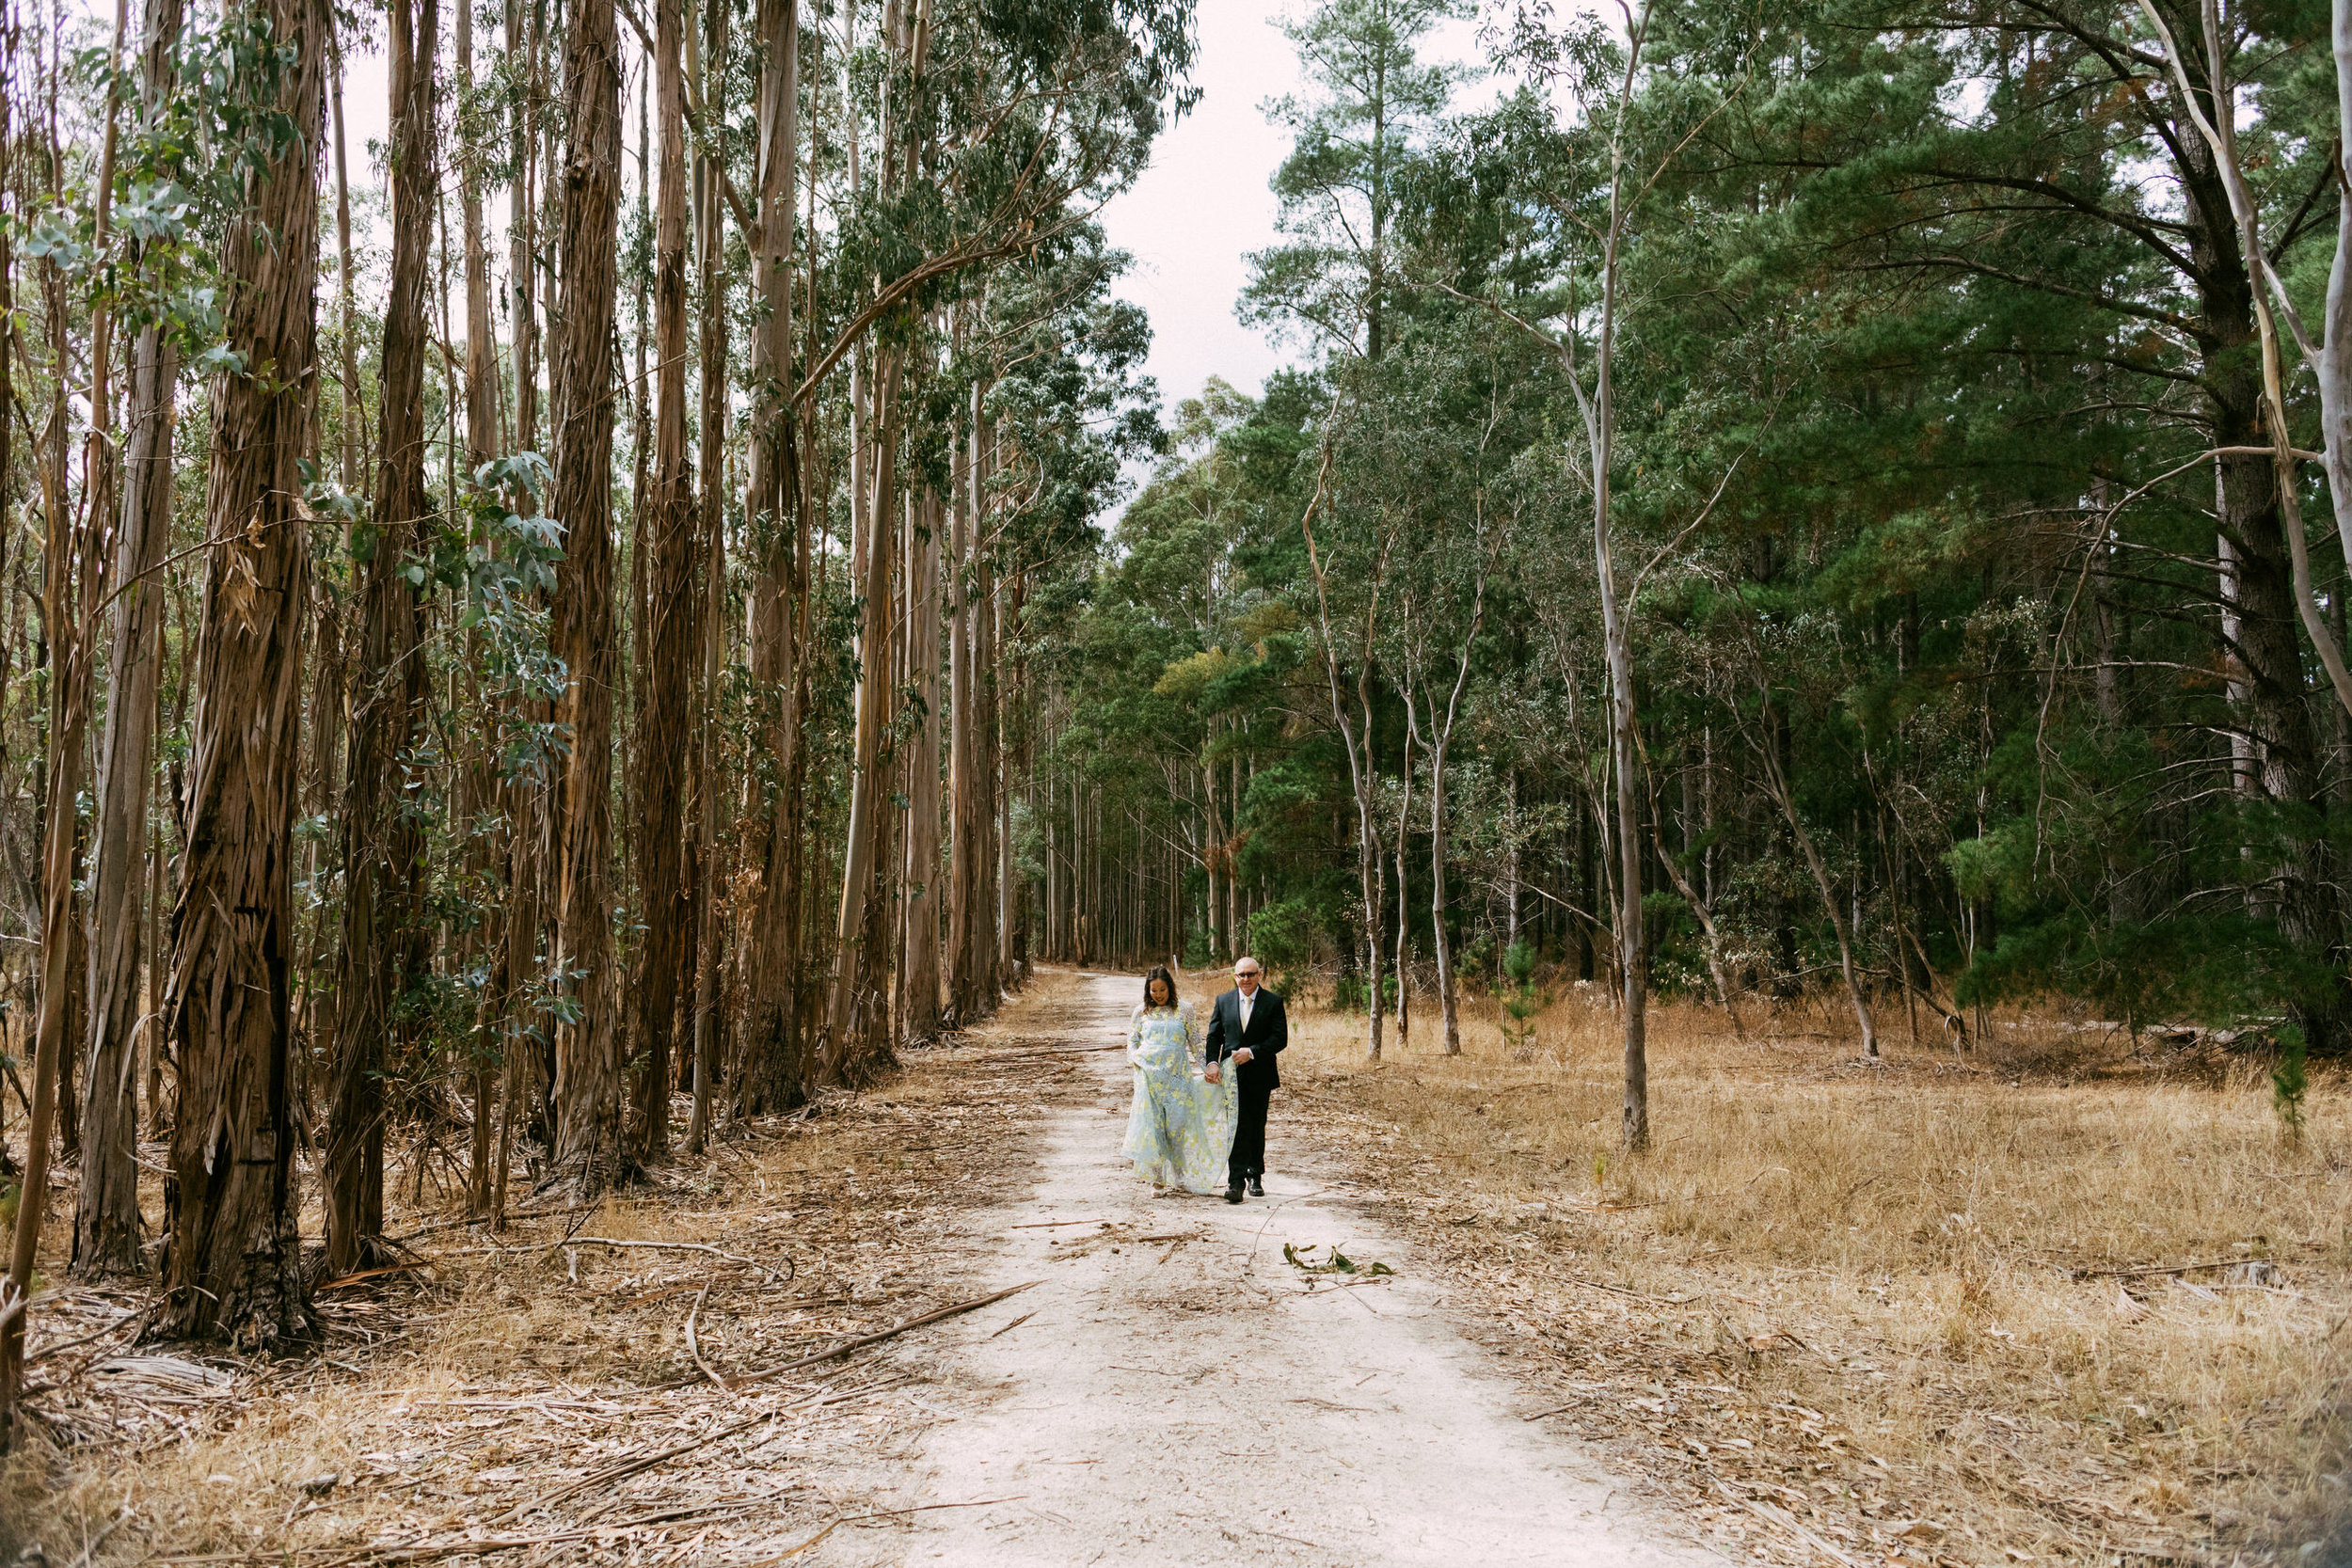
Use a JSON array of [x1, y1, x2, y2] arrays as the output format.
[[1230, 1082, 1273, 1183]]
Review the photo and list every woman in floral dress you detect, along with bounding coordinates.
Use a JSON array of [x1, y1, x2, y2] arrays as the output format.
[[1122, 966, 1237, 1194]]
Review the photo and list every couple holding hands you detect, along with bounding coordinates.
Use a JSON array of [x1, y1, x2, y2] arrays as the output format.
[[1122, 958, 1287, 1204]]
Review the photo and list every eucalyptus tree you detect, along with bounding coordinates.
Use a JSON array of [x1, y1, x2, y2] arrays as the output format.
[[328, 0, 437, 1272], [548, 0, 624, 1175], [625, 0, 692, 1161], [76, 0, 190, 1276], [160, 0, 326, 1344]]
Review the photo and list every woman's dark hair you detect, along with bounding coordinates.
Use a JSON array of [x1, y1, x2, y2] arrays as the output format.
[[1141, 965, 1179, 1009]]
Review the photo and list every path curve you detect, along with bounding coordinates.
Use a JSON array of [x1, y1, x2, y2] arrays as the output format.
[[895, 972, 1715, 1567]]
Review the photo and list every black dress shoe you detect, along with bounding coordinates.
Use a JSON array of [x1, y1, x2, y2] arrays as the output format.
[[1224, 1182, 1245, 1204], [1248, 1176, 1265, 1197]]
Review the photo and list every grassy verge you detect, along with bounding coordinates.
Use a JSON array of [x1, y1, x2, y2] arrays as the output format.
[[1265, 975, 2349, 1566]]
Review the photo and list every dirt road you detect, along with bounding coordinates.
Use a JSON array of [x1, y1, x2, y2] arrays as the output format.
[[884, 972, 1712, 1567]]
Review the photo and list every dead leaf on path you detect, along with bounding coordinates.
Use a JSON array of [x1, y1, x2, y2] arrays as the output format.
[[1281, 1243, 1395, 1277]]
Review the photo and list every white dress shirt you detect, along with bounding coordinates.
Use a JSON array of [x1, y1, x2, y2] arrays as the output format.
[[1237, 988, 1256, 1034]]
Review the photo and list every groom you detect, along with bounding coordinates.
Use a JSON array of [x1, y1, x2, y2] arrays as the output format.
[[1203, 955, 1287, 1204]]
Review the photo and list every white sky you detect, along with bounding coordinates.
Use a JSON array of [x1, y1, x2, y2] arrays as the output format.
[[1096, 0, 1308, 421]]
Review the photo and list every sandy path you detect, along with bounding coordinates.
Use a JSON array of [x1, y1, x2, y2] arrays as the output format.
[[889, 973, 1715, 1567]]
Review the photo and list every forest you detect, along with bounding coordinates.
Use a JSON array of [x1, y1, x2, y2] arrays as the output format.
[[0, 0, 2342, 1554]]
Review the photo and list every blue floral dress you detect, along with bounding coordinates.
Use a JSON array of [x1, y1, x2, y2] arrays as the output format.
[[1122, 1001, 1238, 1193]]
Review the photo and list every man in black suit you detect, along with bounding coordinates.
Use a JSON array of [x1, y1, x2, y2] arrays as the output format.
[[1203, 955, 1286, 1204]]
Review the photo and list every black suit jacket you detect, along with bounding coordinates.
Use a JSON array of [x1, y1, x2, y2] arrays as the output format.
[[1204, 986, 1286, 1091]]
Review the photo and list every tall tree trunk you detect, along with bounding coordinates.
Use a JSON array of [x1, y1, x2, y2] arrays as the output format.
[[459, 0, 500, 1212], [983, 533, 1007, 994], [0, 35, 12, 1174], [1424, 570, 1484, 1059], [77, 0, 181, 1278], [902, 483, 943, 1039], [549, 0, 624, 1178], [825, 348, 900, 1076], [8, 0, 119, 1412], [736, 0, 803, 1111], [686, 0, 729, 1153], [1393, 691, 1412, 1044], [946, 372, 975, 1022], [628, 0, 693, 1162], [327, 0, 437, 1272], [1298, 461, 1386, 1062], [328, 26, 361, 494], [508, 0, 538, 452], [461, 0, 495, 470], [159, 0, 324, 1344]]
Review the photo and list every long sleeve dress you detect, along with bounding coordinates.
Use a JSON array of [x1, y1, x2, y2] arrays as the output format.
[[1121, 1000, 1238, 1193]]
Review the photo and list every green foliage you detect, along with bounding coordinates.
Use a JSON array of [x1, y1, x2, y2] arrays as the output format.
[[1244, 0, 1473, 359], [1331, 970, 1372, 1013], [1247, 895, 1323, 991], [2275, 1026, 2310, 1144], [1495, 940, 1548, 1058]]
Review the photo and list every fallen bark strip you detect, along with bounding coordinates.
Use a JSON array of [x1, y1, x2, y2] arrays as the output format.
[[1560, 1275, 1686, 1307], [151, 1500, 755, 1565], [485, 1411, 776, 1527], [724, 1280, 1041, 1388], [442, 1236, 767, 1270], [1713, 1480, 1860, 1567], [2071, 1257, 2268, 1280]]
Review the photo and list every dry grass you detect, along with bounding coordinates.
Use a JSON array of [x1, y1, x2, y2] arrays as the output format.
[[1258, 974, 2352, 1565], [0, 968, 1102, 1566]]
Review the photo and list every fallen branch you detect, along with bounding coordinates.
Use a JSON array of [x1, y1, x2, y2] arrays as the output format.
[[685, 1280, 732, 1392], [736, 1520, 836, 1564], [316, 1261, 433, 1292], [974, 1045, 1121, 1059], [1560, 1275, 1685, 1307], [834, 1495, 1027, 1525], [384, 1201, 599, 1243], [727, 1281, 1041, 1388], [64, 1502, 135, 1568]]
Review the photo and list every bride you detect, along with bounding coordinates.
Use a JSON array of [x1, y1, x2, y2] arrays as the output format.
[[1122, 965, 1237, 1195]]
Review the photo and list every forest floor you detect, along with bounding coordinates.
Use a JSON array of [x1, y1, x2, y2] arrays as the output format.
[[1273, 975, 2352, 1568], [0, 966, 2344, 1566]]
